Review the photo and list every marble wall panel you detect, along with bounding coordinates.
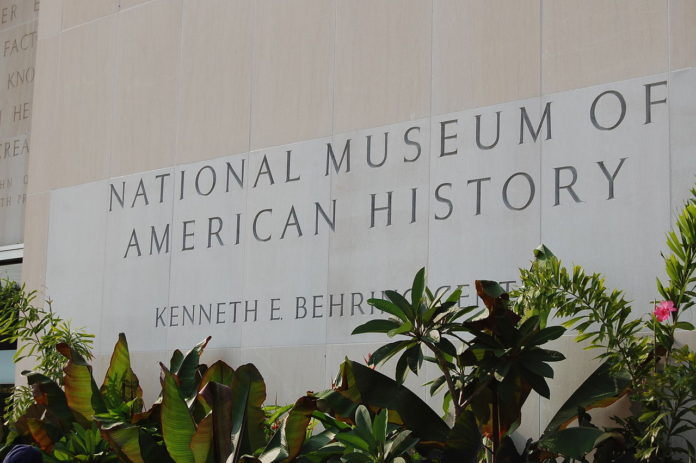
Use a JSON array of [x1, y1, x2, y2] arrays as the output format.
[[326, 120, 430, 345], [669, 69, 696, 216], [428, 98, 542, 303], [242, 138, 332, 348], [100, 168, 175, 352], [167, 156, 248, 350], [540, 74, 670, 314], [45, 181, 108, 339]]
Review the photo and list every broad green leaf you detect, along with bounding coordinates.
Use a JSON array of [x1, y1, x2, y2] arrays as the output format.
[[229, 364, 267, 460], [372, 409, 387, 447], [543, 359, 631, 433], [539, 427, 604, 459], [525, 326, 566, 346], [395, 352, 409, 384], [369, 341, 414, 367], [367, 299, 409, 323], [174, 337, 211, 401], [405, 344, 423, 375], [99, 422, 145, 463], [387, 321, 413, 338], [353, 405, 375, 450], [335, 433, 371, 452], [199, 382, 233, 462], [533, 244, 555, 260], [279, 396, 317, 463], [521, 368, 550, 398], [25, 372, 73, 427], [674, 321, 695, 331], [160, 364, 196, 463], [257, 396, 317, 463], [351, 319, 401, 335], [445, 410, 481, 463], [411, 268, 426, 313], [100, 333, 142, 405], [384, 291, 415, 320], [522, 348, 565, 363], [170, 350, 185, 373], [199, 360, 235, 391], [317, 360, 450, 443], [388, 430, 418, 459], [56, 343, 106, 425], [436, 338, 458, 357], [27, 418, 55, 453], [190, 413, 213, 463], [521, 359, 554, 379]]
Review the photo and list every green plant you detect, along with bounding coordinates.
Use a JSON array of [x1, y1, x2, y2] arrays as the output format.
[[352, 273, 567, 461], [510, 190, 696, 462], [0, 283, 94, 424], [43, 422, 118, 462], [308, 405, 419, 463]]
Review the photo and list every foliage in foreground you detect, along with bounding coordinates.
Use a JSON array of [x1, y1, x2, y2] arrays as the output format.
[[3, 194, 696, 462], [353, 189, 696, 462], [0, 282, 94, 424]]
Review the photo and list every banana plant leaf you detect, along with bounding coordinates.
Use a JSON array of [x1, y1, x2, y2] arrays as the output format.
[[444, 410, 481, 463], [27, 418, 58, 453], [172, 337, 211, 402], [56, 343, 106, 425], [24, 371, 74, 429], [317, 360, 449, 444], [100, 333, 142, 405], [257, 396, 318, 463], [199, 360, 235, 391], [190, 413, 213, 463], [228, 364, 267, 461], [542, 359, 631, 434], [161, 364, 198, 463], [538, 427, 606, 460], [100, 420, 175, 463], [199, 381, 233, 462]]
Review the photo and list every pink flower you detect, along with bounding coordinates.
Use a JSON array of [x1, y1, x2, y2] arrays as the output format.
[[654, 300, 677, 322]]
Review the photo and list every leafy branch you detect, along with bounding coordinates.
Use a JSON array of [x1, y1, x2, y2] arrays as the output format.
[[0, 281, 94, 423]]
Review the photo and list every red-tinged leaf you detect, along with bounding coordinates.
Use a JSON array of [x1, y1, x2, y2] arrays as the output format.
[[101, 333, 142, 404], [200, 382, 233, 462], [190, 413, 213, 463], [230, 364, 267, 460], [543, 359, 631, 433], [57, 343, 106, 425], [99, 422, 146, 463], [161, 363, 196, 463], [27, 418, 55, 452], [199, 360, 235, 391]]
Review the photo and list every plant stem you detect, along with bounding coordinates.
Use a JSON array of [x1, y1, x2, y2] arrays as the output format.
[[424, 340, 461, 419], [491, 382, 500, 462]]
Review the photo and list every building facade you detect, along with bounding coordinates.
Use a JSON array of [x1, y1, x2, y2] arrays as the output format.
[[2, 0, 696, 441]]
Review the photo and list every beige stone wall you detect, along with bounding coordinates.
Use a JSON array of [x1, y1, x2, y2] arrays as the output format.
[[0, 0, 38, 246], [22, 0, 696, 441]]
